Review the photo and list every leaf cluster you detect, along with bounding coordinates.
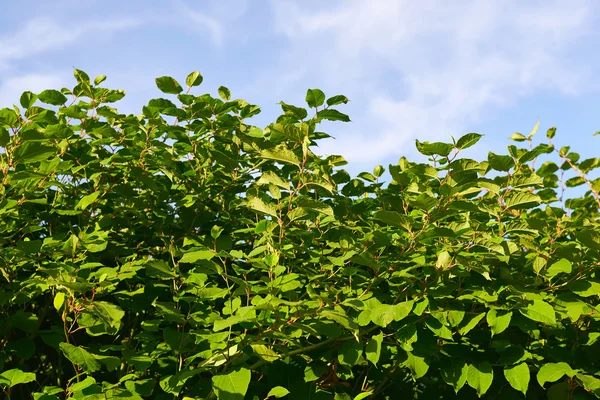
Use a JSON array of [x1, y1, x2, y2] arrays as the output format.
[[0, 70, 599, 399]]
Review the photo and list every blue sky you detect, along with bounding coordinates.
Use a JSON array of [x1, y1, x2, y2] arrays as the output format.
[[1, 0, 599, 177]]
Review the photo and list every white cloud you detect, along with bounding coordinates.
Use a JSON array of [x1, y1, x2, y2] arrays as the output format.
[[0, 73, 66, 108], [268, 0, 597, 164], [0, 16, 142, 65], [172, 1, 229, 47]]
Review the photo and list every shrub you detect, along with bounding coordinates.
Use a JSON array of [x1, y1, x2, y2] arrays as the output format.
[[0, 70, 599, 399]]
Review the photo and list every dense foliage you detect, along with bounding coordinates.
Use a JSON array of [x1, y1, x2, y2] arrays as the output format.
[[0, 70, 599, 400]]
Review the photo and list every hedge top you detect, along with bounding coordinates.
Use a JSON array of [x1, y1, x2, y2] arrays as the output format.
[[0, 69, 599, 399]]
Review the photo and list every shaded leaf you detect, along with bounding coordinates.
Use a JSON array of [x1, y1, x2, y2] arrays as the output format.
[[306, 88, 326, 108], [519, 300, 556, 325], [0, 369, 36, 388], [404, 352, 429, 379], [467, 362, 493, 397], [537, 362, 575, 388], [218, 86, 231, 101], [267, 386, 290, 398], [59, 343, 101, 373], [156, 76, 183, 94], [180, 250, 216, 263], [38, 89, 67, 106], [504, 362, 530, 396], [318, 109, 350, 122], [365, 332, 383, 366], [186, 71, 203, 87], [212, 368, 251, 400], [456, 133, 483, 149], [441, 359, 468, 393]]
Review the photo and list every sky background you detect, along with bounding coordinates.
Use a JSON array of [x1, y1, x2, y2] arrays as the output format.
[[1, 0, 599, 178]]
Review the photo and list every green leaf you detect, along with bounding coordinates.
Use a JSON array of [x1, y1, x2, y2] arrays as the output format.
[[365, 332, 383, 366], [94, 75, 107, 86], [519, 300, 556, 325], [546, 258, 572, 278], [186, 71, 204, 87], [13, 142, 55, 164], [504, 192, 541, 210], [246, 197, 278, 217], [279, 102, 307, 119], [528, 118, 540, 139], [145, 260, 177, 279], [404, 352, 429, 379], [156, 76, 183, 94], [546, 126, 556, 139], [568, 280, 600, 297], [456, 133, 483, 149], [326, 95, 349, 106], [488, 152, 514, 171], [59, 343, 101, 373], [504, 362, 529, 396], [373, 165, 385, 178], [38, 90, 67, 106], [296, 197, 334, 217], [93, 354, 120, 372], [565, 176, 585, 187], [301, 175, 334, 193], [486, 309, 512, 336], [214, 307, 256, 332], [424, 318, 453, 340], [519, 144, 554, 163], [537, 362, 575, 388], [19, 91, 37, 108], [353, 392, 374, 400], [509, 132, 527, 142], [335, 394, 352, 400], [0, 369, 36, 388], [53, 292, 65, 311], [370, 301, 413, 327], [317, 109, 350, 122], [90, 301, 125, 328], [467, 362, 494, 397], [458, 312, 485, 335], [576, 373, 600, 395], [576, 229, 600, 251], [75, 191, 100, 210], [0, 128, 9, 146], [373, 210, 411, 230], [73, 69, 90, 84], [0, 108, 18, 126], [67, 376, 96, 393], [321, 310, 359, 332], [306, 89, 326, 108], [250, 345, 280, 362], [441, 359, 468, 393], [337, 340, 363, 366], [416, 140, 453, 156], [260, 146, 301, 167], [218, 86, 231, 101], [267, 386, 290, 398], [180, 250, 216, 263], [534, 257, 548, 275], [211, 368, 251, 400]]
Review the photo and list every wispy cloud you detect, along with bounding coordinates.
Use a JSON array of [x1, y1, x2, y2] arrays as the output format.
[[267, 0, 597, 165], [0, 14, 143, 107], [0, 73, 66, 108], [173, 1, 226, 47], [0, 16, 142, 65], [171, 0, 253, 48]]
